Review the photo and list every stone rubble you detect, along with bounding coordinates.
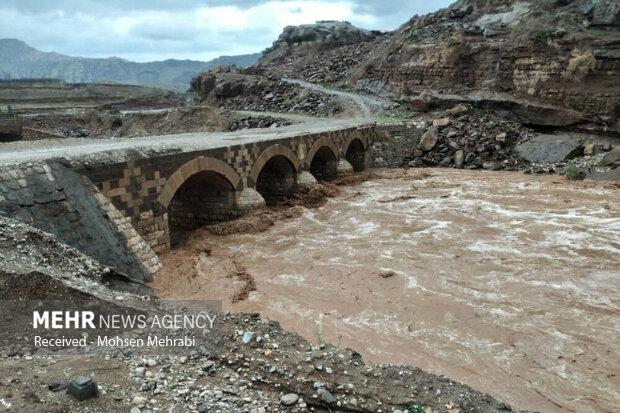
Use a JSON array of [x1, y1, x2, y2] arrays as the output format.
[[229, 116, 292, 131], [191, 70, 343, 117], [403, 106, 530, 171]]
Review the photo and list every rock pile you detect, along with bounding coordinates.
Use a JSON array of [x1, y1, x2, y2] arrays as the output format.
[[60, 312, 529, 413], [0, 216, 108, 281], [229, 116, 292, 131], [404, 106, 530, 170], [224, 81, 342, 116], [260, 41, 381, 84], [517, 135, 618, 178], [400, 103, 619, 179], [191, 71, 342, 117]]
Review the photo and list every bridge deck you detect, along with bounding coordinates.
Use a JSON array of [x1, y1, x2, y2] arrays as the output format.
[[0, 118, 370, 167]]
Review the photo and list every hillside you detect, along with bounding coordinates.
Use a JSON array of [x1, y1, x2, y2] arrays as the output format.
[[0, 39, 261, 90], [257, 0, 620, 117], [237, 5, 619, 177], [360, 0, 620, 115]]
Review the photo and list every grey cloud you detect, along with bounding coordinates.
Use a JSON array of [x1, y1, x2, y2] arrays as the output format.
[[0, 0, 455, 62], [5, 0, 207, 14], [6, 0, 455, 20], [129, 25, 205, 43], [350, 0, 454, 29], [352, 0, 453, 14]]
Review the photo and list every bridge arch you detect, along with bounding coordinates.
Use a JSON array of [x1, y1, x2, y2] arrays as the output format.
[[342, 135, 368, 172], [250, 144, 301, 204], [306, 137, 339, 181], [158, 157, 243, 246], [158, 157, 242, 207]]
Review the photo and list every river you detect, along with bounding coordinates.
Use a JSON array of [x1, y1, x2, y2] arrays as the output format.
[[153, 168, 620, 413]]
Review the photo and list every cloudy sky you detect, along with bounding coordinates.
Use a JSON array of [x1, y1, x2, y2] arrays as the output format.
[[0, 0, 453, 62]]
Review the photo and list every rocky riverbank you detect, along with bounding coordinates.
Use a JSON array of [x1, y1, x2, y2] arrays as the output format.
[[398, 104, 619, 179]]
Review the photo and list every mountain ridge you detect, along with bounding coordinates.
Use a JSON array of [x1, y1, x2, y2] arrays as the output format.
[[0, 39, 261, 90]]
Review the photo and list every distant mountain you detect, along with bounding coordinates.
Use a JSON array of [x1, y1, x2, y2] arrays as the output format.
[[0, 39, 261, 90]]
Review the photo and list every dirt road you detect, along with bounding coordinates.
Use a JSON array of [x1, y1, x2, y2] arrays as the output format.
[[282, 78, 393, 117], [0, 117, 369, 166]]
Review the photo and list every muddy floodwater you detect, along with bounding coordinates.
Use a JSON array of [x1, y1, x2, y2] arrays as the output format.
[[154, 169, 620, 413]]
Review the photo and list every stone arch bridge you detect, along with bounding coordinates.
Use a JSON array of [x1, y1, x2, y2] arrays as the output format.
[[81, 125, 374, 252]]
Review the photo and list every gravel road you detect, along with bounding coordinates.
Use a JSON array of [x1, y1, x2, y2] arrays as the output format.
[[282, 78, 393, 117]]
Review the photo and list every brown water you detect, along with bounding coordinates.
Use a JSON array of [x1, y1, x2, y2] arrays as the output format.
[[155, 169, 620, 413]]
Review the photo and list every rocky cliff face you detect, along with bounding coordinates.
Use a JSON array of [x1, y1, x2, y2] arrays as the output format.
[[248, 3, 618, 177], [256, 3, 619, 117], [356, 0, 620, 116], [259, 21, 384, 82], [263, 21, 379, 56]]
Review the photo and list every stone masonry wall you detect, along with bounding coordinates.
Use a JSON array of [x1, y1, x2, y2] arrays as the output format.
[[0, 161, 161, 281], [372, 123, 423, 167], [21, 128, 67, 141], [81, 125, 375, 252], [90, 186, 162, 277]]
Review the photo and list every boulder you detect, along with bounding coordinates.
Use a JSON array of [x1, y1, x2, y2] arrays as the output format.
[[67, 376, 99, 401], [410, 96, 432, 112], [465, 152, 477, 164], [454, 150, 465, 168], [509, 102, 589, 127], [319, 389, 337, 404], [432, 118, 450, 128], [447, 104, 469, 116], [483, 161, 503, 171], [242, 331, 255, 344], [408, 158, 425, 167], [451, 4, 474, 19], [190, 73, 216, 100], [439, 156, 453, 166], [418, 127, 439, 151], [515, 134, 584, 163], [599, 147, 620, 167], [214, 79, 247, 99], [280, 393, 299, 406]]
